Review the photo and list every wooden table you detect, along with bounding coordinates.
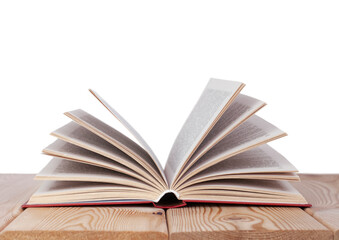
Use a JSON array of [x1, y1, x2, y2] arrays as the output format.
[[0, 174, 338, 240]]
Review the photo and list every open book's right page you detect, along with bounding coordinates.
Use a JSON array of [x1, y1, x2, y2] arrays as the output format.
[[166, 79, 303, 202], [165, 79, 245, 187]]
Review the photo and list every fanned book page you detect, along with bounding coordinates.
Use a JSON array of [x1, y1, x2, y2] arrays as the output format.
[[25, 79, 310, 209]]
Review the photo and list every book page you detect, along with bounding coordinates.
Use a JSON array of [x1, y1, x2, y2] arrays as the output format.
[[179, 194, 307, 205], [182, 94, 266, 174], [177, 145, 299, 189], [28, 180, 159, 204], [165, 79, 245, 186], [174, 115, 287, 188], [179, 179, 301, 196], [178, 179, 308, 205], [89, 89, 167, 185], [43, 139, 161, 188], [178, 172, 299, 191], [185, 144, 298, 183], [65, 109, 167, 188], [52, 121, 161, 187], [36, 158, 160, 193], [181, 190, 295, 200], [33, 181, 151, 196]]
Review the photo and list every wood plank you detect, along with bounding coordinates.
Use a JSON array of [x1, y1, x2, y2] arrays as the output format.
[[167, 205, 332, 240], [0, 206, 168, 240], [0, 174, 39, 232], [293, 174, 339, 240]]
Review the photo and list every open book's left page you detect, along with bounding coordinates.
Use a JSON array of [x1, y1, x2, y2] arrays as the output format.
[[63, 108, 167, 189], [89, 89, 167, 185], [27, 90, 174, 206]]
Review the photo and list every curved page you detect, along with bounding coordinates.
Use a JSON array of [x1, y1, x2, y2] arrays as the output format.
[[174, 115, 287, 188], [179, 179, 302, 196], [36, 158, 159, 192], [28, 181, 159, 205], [89, 89, 167, 185], [177, 144, 298, 189], [165, 79, 245, 186], [43, 139, 157, 188], [51, 121, 162, 189], [65, 109, 167, 188], [182, 173, 299, 190], [181, 94, 266, 176], [178, 179, 308, 205]]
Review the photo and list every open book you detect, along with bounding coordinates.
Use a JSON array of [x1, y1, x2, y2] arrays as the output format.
[[25, 79, 310, 208]]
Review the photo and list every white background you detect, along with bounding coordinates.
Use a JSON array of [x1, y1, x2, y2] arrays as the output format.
[[0, 0, 338, 174]]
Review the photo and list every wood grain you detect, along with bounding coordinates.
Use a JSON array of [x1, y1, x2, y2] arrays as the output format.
[[0, 206, 168, 240], [293, 174, 339, 240], [0, 174, 39, 232], [167, 205, 332, 240]]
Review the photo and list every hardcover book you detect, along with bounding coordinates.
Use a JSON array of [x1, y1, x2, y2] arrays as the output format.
[[24, 79, 310, 208]]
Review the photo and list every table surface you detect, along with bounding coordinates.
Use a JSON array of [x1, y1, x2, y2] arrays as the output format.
[[0, 174, 338, 240]]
